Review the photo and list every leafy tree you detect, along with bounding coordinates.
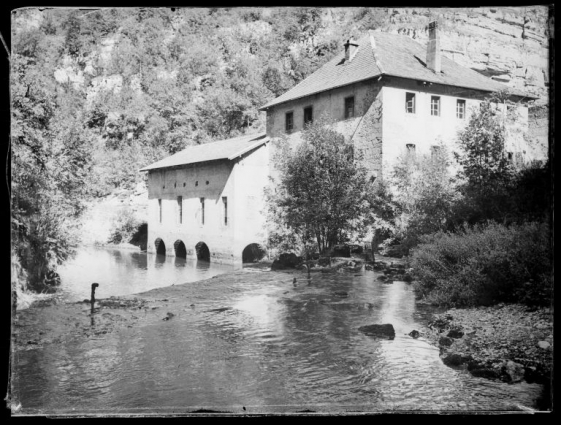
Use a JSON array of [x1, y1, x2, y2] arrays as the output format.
[[454, 95, 518, 224], [11, 52, 95, 291], [389, 143, 461, 254], [266, 117, 375, 255]]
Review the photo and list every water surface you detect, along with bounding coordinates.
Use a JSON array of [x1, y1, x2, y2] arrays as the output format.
[[12, 248, 543, 414]]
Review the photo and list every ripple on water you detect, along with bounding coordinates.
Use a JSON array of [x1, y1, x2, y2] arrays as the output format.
[[13, 253, 547, 413]]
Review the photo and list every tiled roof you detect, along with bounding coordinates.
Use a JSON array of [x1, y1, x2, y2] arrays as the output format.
[[260, 30, 535, 110], [139, 133, 268, 172]]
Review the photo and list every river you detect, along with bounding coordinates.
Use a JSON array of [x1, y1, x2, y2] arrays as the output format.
[[11, 247, 543, 415]]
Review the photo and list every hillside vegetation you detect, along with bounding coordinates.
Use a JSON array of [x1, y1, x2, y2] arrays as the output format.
[[11, 7, 549, 295]]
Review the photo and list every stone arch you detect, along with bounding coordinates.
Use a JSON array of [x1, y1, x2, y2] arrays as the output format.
[[174, 240, 187, 259], [242, 243, 267, 263], [195, 242, 210, 262], [155, 238, 166, 256]]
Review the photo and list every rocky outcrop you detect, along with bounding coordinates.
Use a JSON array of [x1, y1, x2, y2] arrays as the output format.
[[384, 7, 550, 102], [422, 304, 553, 387]]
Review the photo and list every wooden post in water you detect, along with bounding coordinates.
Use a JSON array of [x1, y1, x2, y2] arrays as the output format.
[[91, 283, 99, 315]]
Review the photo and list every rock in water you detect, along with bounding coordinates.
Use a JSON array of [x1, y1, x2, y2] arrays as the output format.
[[408, 330, 420, 338], [442, 353, 463, 367], [358, 324, 395, 340], [504, 360, 525, 383]]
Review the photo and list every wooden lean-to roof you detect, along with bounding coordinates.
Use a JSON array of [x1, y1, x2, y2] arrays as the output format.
[[139, 133, 268, 172], [260, 30, 535, 110]]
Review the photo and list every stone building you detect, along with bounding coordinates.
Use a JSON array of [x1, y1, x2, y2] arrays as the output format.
[[142, 22, 539, 264], [140, 134, 269, 265], [261, 23, 540, 183]]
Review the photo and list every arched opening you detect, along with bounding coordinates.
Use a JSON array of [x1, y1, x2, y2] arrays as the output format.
[[195, 242, 210, 262], [174, 240, 187, 259], [155, 238, 166, 256], [242, 243, 267, 263]]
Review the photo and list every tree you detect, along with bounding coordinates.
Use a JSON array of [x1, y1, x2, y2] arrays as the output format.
[[389, 143, 461, 254], [265, 117, 374, 256], [454, 95, 517, 224]]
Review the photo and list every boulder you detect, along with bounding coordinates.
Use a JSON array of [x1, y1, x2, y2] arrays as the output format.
[[279, 253, 303, 267], [447, 328, 464, 339], [439, 336, 454, 347], [270, 259, 286, 270], [402, 273, 414, 283], [537, 340, 550, 350], [408, 330, 420, 338], [442, 353, 463, 367], [334, 291, 348, 297], [358, 323, 395, 340], [271, 253, 303, 270], [377, 275, 389, 282], [470, 368, 499, 379], [504, 360, 525, 383], [364, 264, 374, 271]]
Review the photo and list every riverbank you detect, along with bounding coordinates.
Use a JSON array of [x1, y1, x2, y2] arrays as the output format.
[[418, 303, 553, 408]]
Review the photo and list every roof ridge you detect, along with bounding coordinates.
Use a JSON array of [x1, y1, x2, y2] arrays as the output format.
[[368, 30, 386, 75]]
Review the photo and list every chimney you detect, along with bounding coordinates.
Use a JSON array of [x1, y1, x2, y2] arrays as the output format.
[[344, 38, 359, 62], [426, 21, 441, 73]]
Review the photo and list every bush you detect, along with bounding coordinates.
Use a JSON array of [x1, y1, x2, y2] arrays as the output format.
[[411, 222, 552, 307], [107, 208, 143, 245]]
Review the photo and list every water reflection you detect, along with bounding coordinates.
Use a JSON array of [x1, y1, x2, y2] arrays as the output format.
[[56, 246, 236, 302], [14, 265, 545, 414]]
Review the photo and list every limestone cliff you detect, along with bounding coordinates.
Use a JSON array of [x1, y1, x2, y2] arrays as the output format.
[[382, 7, 550, 104], [379, 6, 551, 158]]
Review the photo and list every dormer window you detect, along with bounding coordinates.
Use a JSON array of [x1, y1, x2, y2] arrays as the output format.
[[285, 111, 294, 132], [406, 92, 416, 114], [344, 96, 355, 119], [304, 106, 313, 126]]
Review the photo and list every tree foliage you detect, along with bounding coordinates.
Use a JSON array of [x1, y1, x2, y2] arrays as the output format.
[[388, 143, 461, 254], [11, 7, 393, 293], [266, 118, 375, 255]]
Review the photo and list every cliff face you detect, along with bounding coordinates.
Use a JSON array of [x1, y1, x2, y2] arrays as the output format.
[[382, 7, 550, 105], [380, 6, 550, 159]]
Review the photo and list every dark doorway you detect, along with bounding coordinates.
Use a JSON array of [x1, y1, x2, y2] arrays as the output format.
[[242, 243, 267, 263], [155, 238, 166, 256], [195, 242, 210, 262], [174, 240, 187, 259]]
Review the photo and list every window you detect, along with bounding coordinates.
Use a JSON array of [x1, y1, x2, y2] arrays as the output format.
[[431, 96, 440, 116], [285, 111, 294, 132], [405, 92, 416, 114], [456, 99, 466, 119], [222, 197, 228, 226], [345, 96, 355, 119], [177, 196, 182, 224], [304, 106, 313, 125], [406, 143, 416, 156], [200, 198, 205, 225], [158, 199, 162, 223]]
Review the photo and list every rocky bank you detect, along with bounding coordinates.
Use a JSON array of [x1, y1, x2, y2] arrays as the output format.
[[419, 303, 553, 394]]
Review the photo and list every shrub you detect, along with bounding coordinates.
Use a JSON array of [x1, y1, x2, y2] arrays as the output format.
[[107, 208, 142, 245], [411, 221, 552, 307]]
